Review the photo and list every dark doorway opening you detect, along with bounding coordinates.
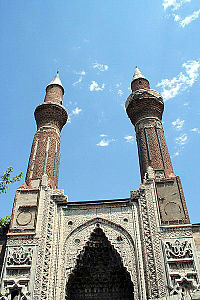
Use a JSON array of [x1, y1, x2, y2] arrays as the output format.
[[66, 226, 134, 300], [11, 290, 19, 300]]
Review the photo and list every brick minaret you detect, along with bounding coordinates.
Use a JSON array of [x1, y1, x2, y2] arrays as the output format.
[[126, 67, 175, 181], [25, 71, 68, 188], [126, 67, 190, 224]]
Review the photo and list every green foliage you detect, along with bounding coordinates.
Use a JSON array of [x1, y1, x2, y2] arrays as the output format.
[[0, 216, 11, 230], [0, 166, 23, 194]]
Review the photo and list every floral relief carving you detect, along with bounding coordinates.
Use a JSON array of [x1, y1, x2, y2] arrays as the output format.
[[165, 240, 193, 259], [7, 247, 32, 266], [163, 239, 200, 295]]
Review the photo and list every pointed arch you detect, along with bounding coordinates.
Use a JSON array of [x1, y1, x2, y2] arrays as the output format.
[[65, 226, 134, 300], [59, 217, 140, 299], [64, 217, 136, 249]]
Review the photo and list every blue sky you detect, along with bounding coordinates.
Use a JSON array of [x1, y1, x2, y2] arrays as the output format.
[[0, 0, 200, 223]]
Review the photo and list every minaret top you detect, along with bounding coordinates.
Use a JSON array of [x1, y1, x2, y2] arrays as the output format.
[[132, 66, 147, 81], [46, 70, 64, 94], [131, 66, 150, 92]]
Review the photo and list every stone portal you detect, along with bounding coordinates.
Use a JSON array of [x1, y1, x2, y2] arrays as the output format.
[[65, 226, 134, 300]]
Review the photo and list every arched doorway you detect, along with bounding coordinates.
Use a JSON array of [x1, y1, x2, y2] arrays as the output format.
[[66, 226, 134, 300]]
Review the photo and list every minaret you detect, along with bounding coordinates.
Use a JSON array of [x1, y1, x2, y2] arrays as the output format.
[[126, 67, 190, 225], [25, 71, 68, 189], [126, 67, 175, 180]]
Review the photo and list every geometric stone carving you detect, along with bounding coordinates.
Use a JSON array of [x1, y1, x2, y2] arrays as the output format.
[[7, 247, 32, 266], [2, 279, 30, 300], [0, 293, 7, 300]]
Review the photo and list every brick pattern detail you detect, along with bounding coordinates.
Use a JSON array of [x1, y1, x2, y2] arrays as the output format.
[[25, 85, 68, 188], [35, 103, 67, 132], [126, 97, 164, 127], [157, 127, 174, 177], [26, 128, 60, 188], [44, 85, 63, 105], [126, 87, 174, 179], [136, 124, 174, 180], [131, 78, 150, 92]]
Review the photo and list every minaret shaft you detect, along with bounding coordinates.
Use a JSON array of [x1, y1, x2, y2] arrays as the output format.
[[135, 119, 174, 180], [25, 72, 67, 189], [25, 128, 61, 188]]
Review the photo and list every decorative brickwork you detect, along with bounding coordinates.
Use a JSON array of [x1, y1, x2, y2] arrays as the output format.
[[131, 78, 150, 92], [44, 85, 64, 105], [125, 87, 175, 180]]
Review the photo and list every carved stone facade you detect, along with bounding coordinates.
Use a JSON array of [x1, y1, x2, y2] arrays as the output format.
[[1, 175, 199, 300], [0, 69, 200, 300]]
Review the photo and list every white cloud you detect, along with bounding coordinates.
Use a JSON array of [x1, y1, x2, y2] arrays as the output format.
[[172, 118, 185, 130], [157, 60, 200, 100], [116, 83, 121, 88], [124, 135, 134, 144], [174, 151, 180, 156], [184, 102, 189, 106], [163, 1, 200, 28], [173, 14, 181, 22], [72, 107, 82, 115], [68, 115, 71, 123], [73, 77, 83, 86], [118, 89, 123, 97], [96, 138, 115, 147], [73, 70, 86, 86], [163, 0, 191, 11], [180, 9, 200, 27], [175, 134, 188, 145], [100, 134, 107, 137], [191, 128, 200, 134], [89, 81, 105, 92], [93, 62, 109, 72], [75, 70, 86, 76]]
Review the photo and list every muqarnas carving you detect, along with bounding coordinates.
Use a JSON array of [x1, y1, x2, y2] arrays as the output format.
[[7, 247, 32, 266]]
